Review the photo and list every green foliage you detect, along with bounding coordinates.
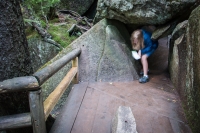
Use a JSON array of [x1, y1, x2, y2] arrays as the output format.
[[40, 20, 47, 27], [23, 18, 40, 26], [22, 0, 60, 28], [23, 1, 78, 48], [23, 0, 60, 14]]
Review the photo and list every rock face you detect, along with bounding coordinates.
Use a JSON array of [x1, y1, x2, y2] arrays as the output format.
[[59, 0, 95, 15], [185, 6, 200, 132], [28, 37, 60, 72], [94, 0, 196, 25], [169, 6, 200, 132], [169, 20, 187, 93]]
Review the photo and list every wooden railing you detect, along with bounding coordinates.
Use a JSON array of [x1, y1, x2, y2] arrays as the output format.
[[0, 48, 81, 133]]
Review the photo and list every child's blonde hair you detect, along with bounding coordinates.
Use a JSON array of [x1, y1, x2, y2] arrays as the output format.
[[131, 29, 144, 50]]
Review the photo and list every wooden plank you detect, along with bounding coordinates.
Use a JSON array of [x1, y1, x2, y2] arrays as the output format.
[[169, 118, 192, 133], [33, 48, 81, 85], [91, 90, 125, 133], [0, 76, 39, 93], [128, 105, 175, 133], [29, 90, 46, 133], [70, 83, 126, 133], [71, 87, 101, 133], [72, 57, 78, 84], [49, 82, 88, 133], [89, 82, 185, 123], [43, 67, 77, 120], [0, 113, 31, 130], [72, 57, 78, 67]]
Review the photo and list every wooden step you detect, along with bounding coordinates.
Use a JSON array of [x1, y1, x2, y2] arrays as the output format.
[[49, 82, 88, 133]]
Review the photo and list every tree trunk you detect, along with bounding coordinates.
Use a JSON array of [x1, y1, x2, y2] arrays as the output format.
[[0, 0, 33, 132]]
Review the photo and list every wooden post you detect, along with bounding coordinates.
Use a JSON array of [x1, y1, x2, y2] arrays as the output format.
[[29, 89, 46, 133], [72, 57, 78, 84]]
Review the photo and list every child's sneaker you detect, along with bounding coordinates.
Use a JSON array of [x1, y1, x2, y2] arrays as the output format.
[[139, 75, 149, 83], [139, 71, 144, 75]]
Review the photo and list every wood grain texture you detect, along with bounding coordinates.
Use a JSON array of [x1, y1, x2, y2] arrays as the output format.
[[44, 67, 77, 120], [33, 48, 81, 85], [0, 76, 39, 93], [29, 90, 46, 133], [0, 113, 31, 130], [72, 57, 79, 84], [50, 82, 88, 133]]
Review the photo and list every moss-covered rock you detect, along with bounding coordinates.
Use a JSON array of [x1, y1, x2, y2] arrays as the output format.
[[169, 5, 200, 132], [185, 5, 200, 132]]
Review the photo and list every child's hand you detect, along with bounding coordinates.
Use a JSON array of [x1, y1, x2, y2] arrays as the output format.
[[138, 50, 141, 57]]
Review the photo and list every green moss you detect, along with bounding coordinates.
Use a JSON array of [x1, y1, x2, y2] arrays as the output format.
[[182, 89, 200, 133], [49, 18, 59, 23], [184, 105, 199, 133], [25, 17, 78, 48], [48, 21, 78, 48], [40, 20, 47, 28]]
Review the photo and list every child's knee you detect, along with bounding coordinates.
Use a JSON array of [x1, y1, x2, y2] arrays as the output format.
[[141, 54, 148, 60]]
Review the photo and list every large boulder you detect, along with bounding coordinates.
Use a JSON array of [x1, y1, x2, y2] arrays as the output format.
[[169, 5, 200, 132], [184, 5, 200, 132], [70, 18, 139, 82], [169, 20, 187, 97], [94, 0, 196, 25]]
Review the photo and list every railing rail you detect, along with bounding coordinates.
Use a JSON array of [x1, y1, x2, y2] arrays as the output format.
[[0, 113, 31, 129], [0, 76, 39, 93], [0, 48, 81, 133], [34, 48, 81, 85]]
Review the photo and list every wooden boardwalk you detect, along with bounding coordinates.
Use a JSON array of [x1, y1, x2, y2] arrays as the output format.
[[49, 73, 192, 133]]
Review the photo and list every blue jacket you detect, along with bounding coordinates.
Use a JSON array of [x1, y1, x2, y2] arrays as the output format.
[[141, 29, 158, 55]]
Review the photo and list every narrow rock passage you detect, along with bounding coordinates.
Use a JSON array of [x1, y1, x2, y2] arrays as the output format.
[[147, 37, 175, 93]]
